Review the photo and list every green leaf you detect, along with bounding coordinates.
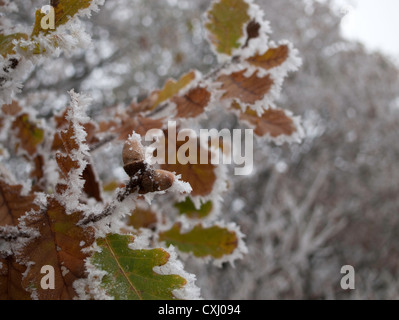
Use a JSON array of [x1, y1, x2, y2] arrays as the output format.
[[175, 197, 213, 219], [159, 223, 238, 259], [205, 0, 250, 56], [31, 0, 94, 37], [0, 33, 28, 58], [91, 234, 187, 300]]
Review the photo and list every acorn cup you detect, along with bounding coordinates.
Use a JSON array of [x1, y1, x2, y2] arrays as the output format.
[[122, 137, 147, 177], [139, 169, 175, 194], [122, 136, 174, 194]]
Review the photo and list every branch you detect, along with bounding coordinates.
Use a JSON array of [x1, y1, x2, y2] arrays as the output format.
[[79, 178, 138, 226]]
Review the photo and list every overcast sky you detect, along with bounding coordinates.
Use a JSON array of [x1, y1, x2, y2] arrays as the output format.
[[337, 0, 399, 60]]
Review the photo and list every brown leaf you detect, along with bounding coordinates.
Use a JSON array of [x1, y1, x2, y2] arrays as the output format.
[[11, 114, 44, 157], [246, 44, 289, 70], [30, 154, 45, 192], [60, 123, 80, 154], [51, 132, 64, 151], [0, 179, 95, 300], [0, 180, 38, 227], [161, 131, 217, 197], [116, 115, 164, 140], [239, 106, 297, 138], [218, 70, 273, 105], [53, 109, 69, 129], [17, 198, 95, 299], [53, 110, 87, 196], [82, 164, 102, 202], [56, 151, 80, 179], [52, 110, 99, 151], [0, 257, 31, 300], [83, 122, 100, 146], [173, 87, 211, 119], [98, 119, 118, 133], [1, 101, 22, 116], [127, 207, 157, 230]]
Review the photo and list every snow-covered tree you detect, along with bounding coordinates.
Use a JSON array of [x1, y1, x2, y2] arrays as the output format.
[[1, 0, 305, 300], [1, 0, 398, 300]]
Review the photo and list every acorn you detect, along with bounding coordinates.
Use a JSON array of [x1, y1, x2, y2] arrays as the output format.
[[139, 169, 175, 194], [122, 137, 146, 177]]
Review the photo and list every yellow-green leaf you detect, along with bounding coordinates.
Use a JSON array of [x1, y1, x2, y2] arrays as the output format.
[[159, 223, 238, 259], [150, 71, 195, 110], [205, 0, 250, 56], [31, 0, 94, 37], [91, 234, 187, 300], [0, 33, 28, 58], [175, 198, 213, 220]]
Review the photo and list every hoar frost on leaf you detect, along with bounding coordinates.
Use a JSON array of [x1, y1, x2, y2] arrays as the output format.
[[55, 90, 92, 214], [157, 219, 248, 268], [153, 245, 202, 300], [84, 233, 201, 300]]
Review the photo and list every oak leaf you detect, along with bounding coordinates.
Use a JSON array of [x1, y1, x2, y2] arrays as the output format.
[[0, 179, 38, 227], [0, 257, 31, 300], [246, 44, 290, 70], [161, 131, 217, 197], [218, 70, 274, 105], [174, 197, 213, 220], [173, 87, 211, 119], [1, 100, 22, 116], [31, 0, 95, 36], [158, 223, 238, 259], [0, 179, 95, 300], [128, 207, 158, 230], [82, 164, 102, 202], [11, 114, 44, 157], [205, 0, 250, 56], [115, 115, 164, 141], [145, 71, 197, 112], [237, 106, 298, 138], [16, 198, 95, 299], [91, 233, 188, 300], [0, 33, 28, 58]]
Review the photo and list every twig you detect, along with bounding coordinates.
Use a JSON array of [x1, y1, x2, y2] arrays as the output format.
[[79, 178, 138, 226]]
